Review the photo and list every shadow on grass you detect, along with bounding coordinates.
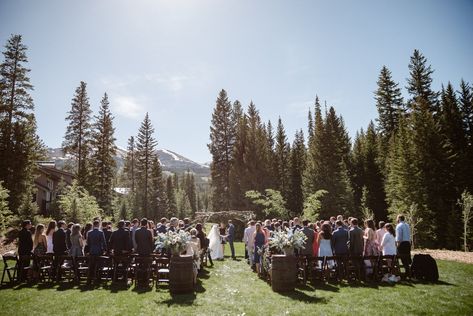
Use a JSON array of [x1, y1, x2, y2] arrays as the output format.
[[277, 288, 328, 304]]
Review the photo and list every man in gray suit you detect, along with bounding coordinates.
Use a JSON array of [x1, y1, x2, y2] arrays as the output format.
[[300, 220, 315, 256], [227, 220, 236, 260], [348, 218, 364, 256]]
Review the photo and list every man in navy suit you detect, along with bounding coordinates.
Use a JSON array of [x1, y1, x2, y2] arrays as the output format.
[[331, 220, 349, 256], [227, 220, 236, 260], [87, 220, 107, 285]]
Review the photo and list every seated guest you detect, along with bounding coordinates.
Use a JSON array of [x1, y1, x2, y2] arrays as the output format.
[[300, 219, 315, 256], [69, 224, 84, 257], [135, 218, 154, 256], [87, 220, 107, 285], [53, 221, 68, 255], [157, 217, 167, 234], [109, 220, 132, 255], [331, 220, 349, 256], [102, 221, 112, 251]]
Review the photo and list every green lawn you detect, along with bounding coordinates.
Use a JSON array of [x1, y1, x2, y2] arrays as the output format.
[[1, 242, 473, 316]]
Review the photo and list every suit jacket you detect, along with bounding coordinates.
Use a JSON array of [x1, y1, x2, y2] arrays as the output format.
[[134, 227, 153, 256], [331, 227, 349, 255], [227, 224, 235, 242], [348, 226, 364, 256], [110, 228, 131, 254], [66, 228, 72, 249], [53, 228, 68, 254], [87, 228, 107, 256], [300, 227, 315, 256], [18, 228, 33, 256], [103, 229, 112, 249]]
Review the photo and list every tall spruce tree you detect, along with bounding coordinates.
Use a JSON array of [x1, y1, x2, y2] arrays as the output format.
[[62, 81, 92, 188], [90, 93, 116, 216], [0, 34, 43, 216], [166, 175, 177, 217], [135, 113, 157, 218], [458, 80, 473, 191], [375, 66, 405, 137], [149, 154, 167, 220], [406, 49, 439, 113], [208, 89, 235, 211], [287, 129, 305, 217], [275, 117, 291, 204]]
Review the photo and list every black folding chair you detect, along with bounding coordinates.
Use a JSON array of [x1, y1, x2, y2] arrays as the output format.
[[36, 254, 54, 283], [363, 255, 380, 281], [57, 255, 75, 282], [112, 255, 132, 283], [133, 256, 154, 288], [1, 254, 18, 285], [155, 256, 170, 287], [311, 256, 325, 283], [96, 256, 113, 282], [74, 256, 89, 283]]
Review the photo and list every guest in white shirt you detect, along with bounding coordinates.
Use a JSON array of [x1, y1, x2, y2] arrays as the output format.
[[243, 220, 256, 267], [376, 221, 386, 251], [380, 223, 396, 256]]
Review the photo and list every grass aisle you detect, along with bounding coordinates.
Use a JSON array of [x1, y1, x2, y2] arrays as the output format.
[[1, 242, 473, 315]]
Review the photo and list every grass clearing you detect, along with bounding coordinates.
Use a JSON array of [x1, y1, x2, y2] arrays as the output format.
[[1, 242, 472, 315]]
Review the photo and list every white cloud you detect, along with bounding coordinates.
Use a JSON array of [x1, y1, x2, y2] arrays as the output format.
[[112, 95, 145, 119], [143, 74, 191, 92]]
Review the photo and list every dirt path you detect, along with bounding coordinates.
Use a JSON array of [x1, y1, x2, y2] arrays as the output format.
[[413, 249, 473, 264]]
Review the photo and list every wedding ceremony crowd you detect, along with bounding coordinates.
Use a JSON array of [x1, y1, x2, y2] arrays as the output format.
[[241, 215, 412, 284]]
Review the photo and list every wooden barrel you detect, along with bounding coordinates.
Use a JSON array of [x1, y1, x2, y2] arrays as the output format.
[[169, 255, 194, 294], [271, 255, 297, 292]]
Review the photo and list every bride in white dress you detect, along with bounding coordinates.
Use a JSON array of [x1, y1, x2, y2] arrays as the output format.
[[208, 224, 224, 260]]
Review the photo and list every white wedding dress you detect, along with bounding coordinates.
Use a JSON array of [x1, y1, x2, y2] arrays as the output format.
[[208, 224, 224, 260]]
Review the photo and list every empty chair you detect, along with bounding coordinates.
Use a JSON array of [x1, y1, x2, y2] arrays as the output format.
[[112, 255, 132, 283], [132, 256, 154, 288], [74, 256, 89, 283], [155, 256, 170, 287], [1, 253, 18, 285], [35, 254, 54, 283]]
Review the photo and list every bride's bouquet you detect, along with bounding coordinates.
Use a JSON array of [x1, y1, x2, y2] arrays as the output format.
[[269, 228, 307, 254], [155, 230, 191, 255]]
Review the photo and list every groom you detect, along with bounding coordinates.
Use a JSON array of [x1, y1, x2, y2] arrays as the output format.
[[227, 220, 236, 260]]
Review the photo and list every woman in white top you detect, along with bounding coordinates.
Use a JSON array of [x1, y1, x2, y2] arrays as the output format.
[[45, 220, 57, 254], [380, 223, 396, 255]]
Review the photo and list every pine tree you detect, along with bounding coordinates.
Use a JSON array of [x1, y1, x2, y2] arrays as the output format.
[[375, 66, 405, 137], [304, 98, 325, 196], [135, 113, 157, 218], [62, 81, 92, 188], [149, 154, 167, 220], [0, 34, 43, 216], [458, 80, 473, 191], [166, 176, 177, 217], [208, 89, 235, 211], [275, 117, 291, 204], [406, 49, 439, 113], [183, 170, 197, 215], [124, 136, 136, 194], [287, 129, 305, 217], [90, 93, 117, 216]]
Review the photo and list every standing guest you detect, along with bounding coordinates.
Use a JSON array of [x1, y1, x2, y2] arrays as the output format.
[[157, 218, 168, 234], [396, 215, 412, 276], [82, 223, 93, 255], [195, 223, 213, 267], [331, 220, 349, 256], [348, 218, 364, 256], [312, 223, 319, 258], [253, 223, 266, 275], [66, 222, 74, 250], [282, 221, 290, 231], [380, 223, 396, 255], [274, 222, 282, 232], [376, 221, 386, 250], [329, 216, 336, 230], [168, 217, 179, 232], [102, 221, 112, 251], [227, 220, 236, 260], [318, 222, 333, 267], [292, 217, 302, 232], [187, 228, 201, 284], [130, 218, 140, 252], [262, 220, 271, 243], [33, 224, 47, 256], [135, 218, 154, 256], [363, 227, 380, 276], [45, 220, 57, 254], [18, 220, 33, 256], [87, 220, 107, 285], [243, 221, 256, 268], [183, 218, 191, 230], [18, 220, 33, 281], [109, 220, 131, 255], [53, 221, 68, 255], [69, 224, 84, 257], [219, 222, 227, 257], [300, 220, 315, 256], [125, 220, 131, 230], [264, 219, 273, 231]]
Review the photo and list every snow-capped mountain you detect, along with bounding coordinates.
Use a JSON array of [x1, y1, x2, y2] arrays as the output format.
[[46, 147, 210, 180]]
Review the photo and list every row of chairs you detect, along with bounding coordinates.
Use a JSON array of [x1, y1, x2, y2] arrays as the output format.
[[1, 253, 172, 288], [296, 254, 407, 284]]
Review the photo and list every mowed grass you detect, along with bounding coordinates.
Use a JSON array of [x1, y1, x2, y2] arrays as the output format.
[[1, 242, 473, 316]]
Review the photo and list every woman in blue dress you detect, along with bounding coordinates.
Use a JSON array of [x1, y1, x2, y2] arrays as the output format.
[[253, 223, 266, 275]]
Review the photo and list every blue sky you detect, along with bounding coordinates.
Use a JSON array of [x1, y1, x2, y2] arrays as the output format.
[[1, 0, 472, 163]]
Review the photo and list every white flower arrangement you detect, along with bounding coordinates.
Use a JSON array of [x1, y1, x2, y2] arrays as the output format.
[[269, 228, 307, 253], [155, 229, 191, 254]]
